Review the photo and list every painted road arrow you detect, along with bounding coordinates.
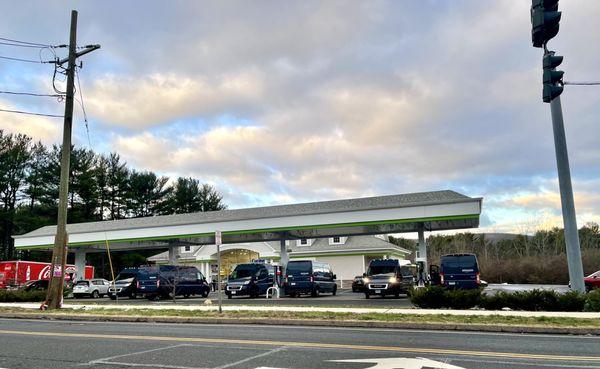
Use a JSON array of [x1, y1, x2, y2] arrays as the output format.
[[330, 357, 465, 369]]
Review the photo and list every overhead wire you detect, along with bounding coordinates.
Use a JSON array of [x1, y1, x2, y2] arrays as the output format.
[[75, 67, 92, 147], [0, 36, 60, 48], [0, 108, 63, 118], [0, 54, 53, 63], [0, 90, 62, 98]]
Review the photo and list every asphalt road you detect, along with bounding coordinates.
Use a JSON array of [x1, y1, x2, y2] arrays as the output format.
[[69, 288, 415, 308], [0, 318, 599, 369]]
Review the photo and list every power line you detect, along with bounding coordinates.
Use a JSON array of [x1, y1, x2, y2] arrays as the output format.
[[0, 108, 63, 118], [0, 90, 63, 98], [0, 36, 60, 48], [0, 41, 50, 49], [0, 54, 53, 63], [75, 68, 92, 147]]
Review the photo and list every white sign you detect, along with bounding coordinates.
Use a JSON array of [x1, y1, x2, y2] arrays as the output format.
[[330, 357, 466, 369], [215, 230, 222, 245]]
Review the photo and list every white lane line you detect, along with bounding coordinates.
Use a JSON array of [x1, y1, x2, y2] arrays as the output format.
[[90, 361, 207, 369], [85, 344, 194, 366], [213, 346, 287, 369]]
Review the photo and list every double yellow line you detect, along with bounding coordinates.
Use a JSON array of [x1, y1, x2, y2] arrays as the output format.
[[1, 329, 599, 362]]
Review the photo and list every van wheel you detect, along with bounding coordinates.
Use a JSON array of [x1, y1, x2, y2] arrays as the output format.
[[91, 290, 99, 299], [202, 289, 209, 298], [227, 294, 232, 299], [183, 294, 190, 298], [311, 288, 320, 297], [365, 293, 370, 299], [332, 285, 337, 296], [109, 295, 116, 300], [129, 293, 137, 299]]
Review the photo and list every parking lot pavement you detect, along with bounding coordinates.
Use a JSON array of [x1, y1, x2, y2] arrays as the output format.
[[485, 283, 570, 294], [68, 288, 416, 309]]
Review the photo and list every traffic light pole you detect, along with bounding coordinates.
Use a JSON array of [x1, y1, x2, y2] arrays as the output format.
[[549, 95, 585, 293]]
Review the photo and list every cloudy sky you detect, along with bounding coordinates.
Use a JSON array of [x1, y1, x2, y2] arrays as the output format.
[[1, 1, 599, 234]]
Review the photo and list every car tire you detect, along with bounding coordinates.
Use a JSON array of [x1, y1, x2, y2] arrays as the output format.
[[227, 294, 232, 299], [183, 294, 190, 298], [92, 290, 99, 298], [129, 293, 137, 299], [365, 293, 370, 299], [332, 285, 337, 296], [109, 295, 116, 300], [202, 289, 209, 298], [311, 287, 320, 297]]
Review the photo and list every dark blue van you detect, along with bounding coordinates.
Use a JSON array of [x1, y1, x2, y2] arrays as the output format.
[[440, 253, 481, 289], [284, 260, 337, 297], [225, 263, 275, 298], [137, 265, 211, 300]]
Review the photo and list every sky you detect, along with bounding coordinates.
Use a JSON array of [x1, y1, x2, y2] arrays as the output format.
[[1, 1, 599, 234]]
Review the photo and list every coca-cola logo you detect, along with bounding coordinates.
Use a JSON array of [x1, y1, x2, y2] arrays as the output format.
[[38, 265, 51, 280]]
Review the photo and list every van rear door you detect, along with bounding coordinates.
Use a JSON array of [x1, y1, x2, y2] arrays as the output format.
[[441, 255, 479, 288]]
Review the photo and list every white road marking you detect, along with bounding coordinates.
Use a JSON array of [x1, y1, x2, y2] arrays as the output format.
[[331, 357, 465, 369], [213, 346, 287, 369], [84, 344, 205, 367], [89, 362, 207, 369]]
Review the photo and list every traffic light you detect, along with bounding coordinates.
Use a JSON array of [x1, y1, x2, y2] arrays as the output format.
[[531, 0, 561, 48], [542, 51, 564, 102]]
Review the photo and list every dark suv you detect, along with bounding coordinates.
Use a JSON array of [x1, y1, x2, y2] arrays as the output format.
[[108, 268, 142, 300], [439, 253, 481, 289], [137, 265, 211, 300], [284, 260, 337, 297], [225, 263, 275, 298], [364, 259, 414, 299]]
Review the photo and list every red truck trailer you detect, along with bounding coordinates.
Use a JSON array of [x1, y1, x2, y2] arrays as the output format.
[[0, 261, 94, 289]]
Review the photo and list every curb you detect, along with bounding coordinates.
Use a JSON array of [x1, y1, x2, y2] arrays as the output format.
[[1, 313, 598, 336]]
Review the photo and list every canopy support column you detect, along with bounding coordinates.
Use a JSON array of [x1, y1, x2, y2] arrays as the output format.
[[74, 249, 86, 282], [417, 223, 428, 286]]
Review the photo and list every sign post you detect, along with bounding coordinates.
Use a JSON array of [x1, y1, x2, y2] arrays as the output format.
[[215, 230, 222, 314]]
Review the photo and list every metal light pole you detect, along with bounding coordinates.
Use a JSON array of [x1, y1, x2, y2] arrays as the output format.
[[549, 96, 585, 293]]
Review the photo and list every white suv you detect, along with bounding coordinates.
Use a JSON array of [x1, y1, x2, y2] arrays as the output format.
[[73, 279, 111, 298]]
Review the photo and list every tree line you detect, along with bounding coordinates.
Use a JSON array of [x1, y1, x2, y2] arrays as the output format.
[[390, 223, 600, 284], [0, 129, 226, 261]]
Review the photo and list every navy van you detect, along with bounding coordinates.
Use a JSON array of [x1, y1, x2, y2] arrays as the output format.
[[363, 259, 414, 298], [439, 253, 481, 289], [225, 263, 275, 299], [284, 260, 337, 297], [108, 268, 142, 300], [136, 265, 211, 300]]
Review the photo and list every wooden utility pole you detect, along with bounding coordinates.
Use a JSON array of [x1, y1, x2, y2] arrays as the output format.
[[45, 10, 100, 309]]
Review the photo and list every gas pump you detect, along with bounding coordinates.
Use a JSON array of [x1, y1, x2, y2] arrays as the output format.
[[415, 257, 427, 287]]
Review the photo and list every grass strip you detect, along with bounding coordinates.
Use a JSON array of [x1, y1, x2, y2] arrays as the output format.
[[0, 306, 598, 328]]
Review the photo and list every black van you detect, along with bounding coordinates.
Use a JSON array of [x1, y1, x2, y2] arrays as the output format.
[[225, 263, 275, 299], [439, 253, 481, 289], [363, 259, 414, 298], [108, 268, 142, 300], [136, 265, 211, 300], [284, 260, 337, 297]]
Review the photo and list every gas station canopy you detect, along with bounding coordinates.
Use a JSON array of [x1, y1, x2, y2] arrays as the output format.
[[13, 190, 482, 252]]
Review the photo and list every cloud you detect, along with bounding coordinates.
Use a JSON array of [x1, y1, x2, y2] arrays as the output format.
[[0, 99, 61, 143]]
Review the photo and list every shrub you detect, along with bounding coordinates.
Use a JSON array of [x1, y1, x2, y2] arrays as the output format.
[[584, 289, 600, 312], [410, 286, 446, 309], [480, 289, 586, 312], [0, 290, 47, 303], [410, 286, 481, 309]]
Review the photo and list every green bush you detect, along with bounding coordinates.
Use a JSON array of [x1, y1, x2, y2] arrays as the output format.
[[556, 291, 586, 312], [584, 289, 600, 312], [480, 289, 586, 312], [0, 290, 47, 303], [410, 286, 481, 309]]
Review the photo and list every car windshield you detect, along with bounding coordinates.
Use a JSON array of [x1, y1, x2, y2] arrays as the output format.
[[367, 265, 396, 275], [287, 261, 312, 275], [115, 272, 137, 282], [441, 255, 478, 273], [75, 281, 89, 286], [229, 265, 259, 279]]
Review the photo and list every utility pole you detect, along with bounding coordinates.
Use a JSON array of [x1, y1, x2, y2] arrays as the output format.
[[215, 230, 222, 314], [45, 10, 100, 309], [530, 0, 585, 293]]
